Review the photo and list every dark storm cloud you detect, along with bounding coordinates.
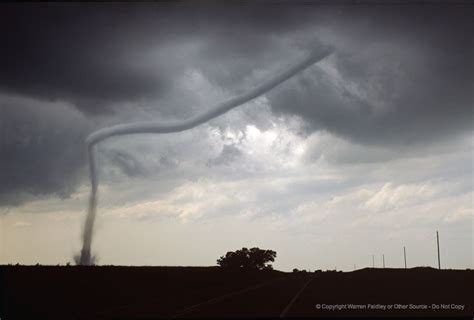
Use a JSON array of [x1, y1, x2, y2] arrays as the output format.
[[0, 4, 170, 113], [269, 5, 474, 146], [0, 3, 319, 114], [0, 95, 90, 206], [0, 3, 472, 207], [1, 3, 470, 138], [0, 3, 325, 207]]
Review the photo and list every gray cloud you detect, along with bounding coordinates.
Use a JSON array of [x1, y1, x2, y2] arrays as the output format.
[[1, 3, 472, 208], [0, 95, 90, 205], [0, 3, 320, 115], [269, 5, 473, 146], [100, 148, 149, 178], [207, 144, 243, 167]]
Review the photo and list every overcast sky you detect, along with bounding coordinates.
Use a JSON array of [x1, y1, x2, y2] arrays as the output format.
[[1, 3, 472, 271]]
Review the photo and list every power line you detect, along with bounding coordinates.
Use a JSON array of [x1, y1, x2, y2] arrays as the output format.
[[437, 231, 441, 270], [404, 246, 407, 269]]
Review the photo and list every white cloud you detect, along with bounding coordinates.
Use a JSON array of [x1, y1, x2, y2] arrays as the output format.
[[363, 182, 439, 213], [13, 221, 32, 228]]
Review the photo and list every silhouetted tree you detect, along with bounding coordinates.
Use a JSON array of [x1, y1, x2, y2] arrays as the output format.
[[217, 247, 276, 270]]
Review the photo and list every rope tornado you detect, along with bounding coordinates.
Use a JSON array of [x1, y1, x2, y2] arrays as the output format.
[[78, 46, 333, 265]]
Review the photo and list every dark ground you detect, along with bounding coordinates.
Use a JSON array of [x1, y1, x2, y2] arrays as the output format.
[[1, 265, 472, 319]]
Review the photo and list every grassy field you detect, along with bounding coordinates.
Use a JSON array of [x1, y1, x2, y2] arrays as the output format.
[[1, 265, 472, 319]]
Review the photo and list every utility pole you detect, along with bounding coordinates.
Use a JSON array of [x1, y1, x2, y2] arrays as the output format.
[[437, 231, 441, 269], [404, 246, 407, 269], [372, 254, 375, 268], [383, 254, 385, 268]]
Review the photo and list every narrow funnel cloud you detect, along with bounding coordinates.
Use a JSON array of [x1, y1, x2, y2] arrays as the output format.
[[78, 45, 333, 265]]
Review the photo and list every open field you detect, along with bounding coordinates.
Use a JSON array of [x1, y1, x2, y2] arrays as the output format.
[[1, 266, 472, 319]]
